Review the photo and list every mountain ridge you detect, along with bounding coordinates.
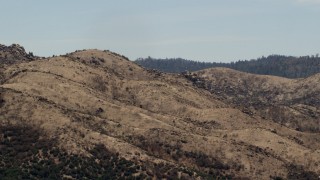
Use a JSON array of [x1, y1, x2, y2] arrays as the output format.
[[135, 55, 320, 78], [0, 46, 319, 179]]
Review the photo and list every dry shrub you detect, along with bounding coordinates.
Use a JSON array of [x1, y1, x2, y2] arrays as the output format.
[[91, 75, 107, 92]]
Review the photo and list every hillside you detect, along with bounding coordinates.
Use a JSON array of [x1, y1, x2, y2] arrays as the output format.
[[0, 47, 319, 179], [187, 68, 320, 132], [135, 55, 320, 78]]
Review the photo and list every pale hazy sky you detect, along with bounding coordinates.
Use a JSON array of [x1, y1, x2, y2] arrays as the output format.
[[1, 0, 320, 62]]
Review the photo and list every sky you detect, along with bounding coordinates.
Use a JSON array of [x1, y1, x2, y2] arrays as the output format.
[[0, 0, 320, 62]]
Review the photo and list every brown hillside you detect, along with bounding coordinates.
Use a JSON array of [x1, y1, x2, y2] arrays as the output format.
[[0, 50, 319, 179], [188, 67, 320, 132]]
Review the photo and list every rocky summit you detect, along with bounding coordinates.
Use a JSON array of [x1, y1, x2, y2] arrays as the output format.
[[0, 44, 38, 64]]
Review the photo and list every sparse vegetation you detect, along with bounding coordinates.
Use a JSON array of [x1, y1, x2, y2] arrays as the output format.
[[184, 69, 320, 132], [0, 124, 149, 179], [0, 48, 319, 179], [91, 75, 107, 92], [126, 135, 236, 179], [286, 164, 319, 180]]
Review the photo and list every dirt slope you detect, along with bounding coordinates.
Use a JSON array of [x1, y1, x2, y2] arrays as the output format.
[[0, 49, 319, 179]]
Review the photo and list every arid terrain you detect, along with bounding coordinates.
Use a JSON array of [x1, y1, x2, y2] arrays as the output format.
[[186, 68, 320, 133], [0, 44, 319, 179]]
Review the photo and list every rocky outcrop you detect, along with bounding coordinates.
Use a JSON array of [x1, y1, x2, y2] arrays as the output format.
[[0, 43, 39, 64]]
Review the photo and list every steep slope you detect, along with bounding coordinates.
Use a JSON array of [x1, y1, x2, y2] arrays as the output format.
[[188, 68, 320, 132], [0, 50, 319, 179]]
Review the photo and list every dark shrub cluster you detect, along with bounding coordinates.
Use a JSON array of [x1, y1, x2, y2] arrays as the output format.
[[91, 75, 107, 92], [0, 124, 149, 179], [127, 135, 235, 179], [286, 164, 319, 180]]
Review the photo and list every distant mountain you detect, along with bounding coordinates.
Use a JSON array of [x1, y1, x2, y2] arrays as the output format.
[[135, 55, 320, 78]]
